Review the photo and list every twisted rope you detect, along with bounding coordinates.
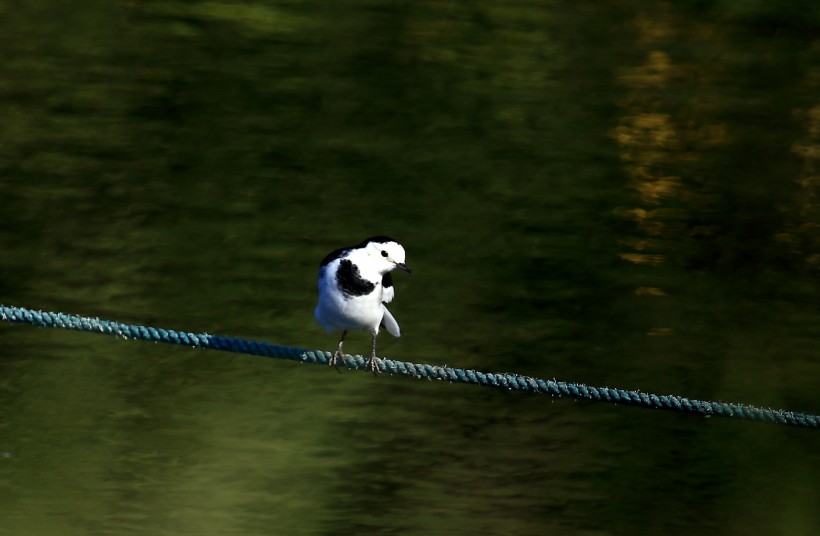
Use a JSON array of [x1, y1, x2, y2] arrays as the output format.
[[2, 304, 817, 429]]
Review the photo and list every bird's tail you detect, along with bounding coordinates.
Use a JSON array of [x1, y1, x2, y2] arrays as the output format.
[[380, 305, 401, 337]]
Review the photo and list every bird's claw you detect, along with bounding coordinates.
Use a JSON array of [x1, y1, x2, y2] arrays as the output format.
[[328, 350, 343, 373], [364, 356, 381, 376]]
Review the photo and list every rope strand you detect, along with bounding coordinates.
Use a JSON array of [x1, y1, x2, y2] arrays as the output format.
[[1, 304, 817, 429]]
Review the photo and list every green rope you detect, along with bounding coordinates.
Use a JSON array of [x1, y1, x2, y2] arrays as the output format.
[[1, 304, 817, 429]]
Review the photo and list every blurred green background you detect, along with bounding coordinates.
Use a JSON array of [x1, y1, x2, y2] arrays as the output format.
[[2, 1, 819, 534]]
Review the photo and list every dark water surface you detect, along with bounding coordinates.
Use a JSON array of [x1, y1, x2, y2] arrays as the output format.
[[2, 1, 819, 534]]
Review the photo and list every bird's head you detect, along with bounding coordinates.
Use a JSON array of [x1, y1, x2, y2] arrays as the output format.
[[359, 236, 412, 274]]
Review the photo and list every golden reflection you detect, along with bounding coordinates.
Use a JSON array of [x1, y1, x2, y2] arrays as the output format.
[[792, 105, 820, 166], [612, 10, 727, 275], [619, 236, 658, 251], [634, 175, 681, 203], [791, 104, 820, 265], [647, 327, 674, 336], [632, 12, 676, 44], [617, 253, 664, 265], [635, 287, 667, 296], [617, 51, 675, 88]]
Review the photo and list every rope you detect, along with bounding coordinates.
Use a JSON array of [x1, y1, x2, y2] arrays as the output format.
[[2, 304, 817, 430]]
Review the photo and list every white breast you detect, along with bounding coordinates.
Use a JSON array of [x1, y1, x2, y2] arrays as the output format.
[[314, 260, 389, 334]]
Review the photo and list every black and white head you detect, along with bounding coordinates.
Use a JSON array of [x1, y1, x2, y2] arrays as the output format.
[[356, 236, 411, 274]]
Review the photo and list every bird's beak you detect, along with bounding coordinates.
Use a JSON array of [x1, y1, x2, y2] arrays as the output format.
[[396, 262, 412, 273]]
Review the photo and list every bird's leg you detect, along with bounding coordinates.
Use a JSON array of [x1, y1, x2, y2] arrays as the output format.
[[364, 332, 381, 375], [329, 330, 347, 372]]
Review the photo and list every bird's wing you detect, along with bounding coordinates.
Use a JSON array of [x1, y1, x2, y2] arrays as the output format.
[[382, 272, 395, 303], [381, 305, 401, 337]]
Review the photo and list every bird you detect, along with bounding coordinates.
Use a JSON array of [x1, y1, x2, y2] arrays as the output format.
[[314, 236, 411, 373]]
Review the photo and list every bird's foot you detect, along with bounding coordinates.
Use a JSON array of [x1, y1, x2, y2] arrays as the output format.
[[364, 356, 381, 376], [328, 349, 344, 373]]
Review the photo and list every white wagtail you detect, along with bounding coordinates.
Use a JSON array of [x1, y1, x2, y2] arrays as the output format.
[[314, 236, 411, 373]]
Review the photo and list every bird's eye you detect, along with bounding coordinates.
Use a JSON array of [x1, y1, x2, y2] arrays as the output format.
[[381, 250, 388, 257]]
